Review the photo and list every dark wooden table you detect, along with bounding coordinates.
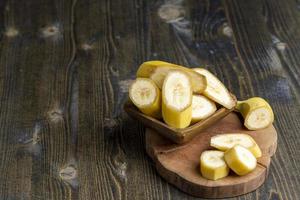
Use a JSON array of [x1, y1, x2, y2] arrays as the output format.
[[0, 0, 299, 199]]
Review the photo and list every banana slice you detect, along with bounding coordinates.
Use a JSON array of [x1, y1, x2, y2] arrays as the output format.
[[193, 68, 236, 109], [129, 78, 161, 118], [137, 61, 207, 94], [210, 134, 262, 158], [192, 95, 217, 123], [200, 150, 229, 180], [162, 71, 192, 128], [235, 97, 274, 130], [224, 145, 257, 176]]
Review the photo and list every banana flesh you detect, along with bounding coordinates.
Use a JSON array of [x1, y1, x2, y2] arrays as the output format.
[[137, 61, 207, 94], [127, 61, 268, 180], [129, 78, 161, 118], [210, 134, 262, 158], [162, 71, 192, 128], [224, 145, 257, 176], [191, 95, 217, 123], [236, 97, 274, 130], [194, 68, 236, 109], [200, 150, 229, 180]]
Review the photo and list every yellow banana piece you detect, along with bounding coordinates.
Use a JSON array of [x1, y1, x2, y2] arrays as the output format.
[[162, 71, 192, 128], [191, 94, 217, 123], [210, 134, 262, 158], [129, 78, 161, 118], [194, 68, 236, 109], [224, 145, 257, 176], [200, 150, 229, 180], [235, 97, 274, 130], [137, 61, 207, 94]]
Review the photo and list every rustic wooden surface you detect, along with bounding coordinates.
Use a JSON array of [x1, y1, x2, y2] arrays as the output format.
[[0, 0, 299, 199]]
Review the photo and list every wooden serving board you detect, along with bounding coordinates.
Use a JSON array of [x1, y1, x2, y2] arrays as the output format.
[[146, 112, 277, 198]]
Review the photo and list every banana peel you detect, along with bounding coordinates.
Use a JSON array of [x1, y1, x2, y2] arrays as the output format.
[[235, 97, 274, 130], [137, 61, 207, 94], [200, 150, 229, 180], [224, 145, 257, 176]]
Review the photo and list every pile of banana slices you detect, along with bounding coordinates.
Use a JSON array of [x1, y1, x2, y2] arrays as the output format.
[[201, 133, 262, 180], [129, 61, 275, 181], [129, 61, 274, 130]]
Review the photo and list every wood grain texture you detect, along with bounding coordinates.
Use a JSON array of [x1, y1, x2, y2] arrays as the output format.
[[224, 0, 300, 199], [0, 0, 77, 199], [124, 100, 234, 144], [145, 112, 278, 198], [0, 0, 298, 199]]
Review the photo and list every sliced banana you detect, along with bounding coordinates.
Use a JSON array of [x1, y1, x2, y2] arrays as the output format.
[[193, 68, 236, 109], [129, 78, 161, 118], [210, 134, 262, 158], [162, 71, 192, 128], [137, 61, 207, 94], [192, 95, 217, 123], [224, 145, 257, 176], [200, 150, 229, 180], [236, 97, 274, 130]]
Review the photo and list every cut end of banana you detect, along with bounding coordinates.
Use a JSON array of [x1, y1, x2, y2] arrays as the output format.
[[162, 71, 192, 128], [192, 95, 217, 123], [130, 78, 157, 107], [194, 68, 236, 109], [129, 78, 161, 118], [224, 145, 257, 176], [236, 97, 274, 130], [245, 107, 273, 130], [163, 71, 192, 111], [210, 134, 262, 158], [200, 150, 229, 180]]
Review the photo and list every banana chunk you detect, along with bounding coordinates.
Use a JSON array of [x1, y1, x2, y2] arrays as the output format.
[[162, 71, 192, 128], [194, 68, 236, 109], [236, 97, 274, 130], [210, 134, 262, 158], [192, 95, 217, 123], [137, 61, 207, 94], [200, 150, 229, 180], [224, 145, 257, 176], [129, 78, 161, 118]]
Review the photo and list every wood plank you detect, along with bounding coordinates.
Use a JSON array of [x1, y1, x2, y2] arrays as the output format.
[[264, 0, 300, 94], [224, 0, 300, 199], [0, 0, 298, 199], [75, 0, 164, 199], [75, 0, 300, 199], [75, 0, 196, 199], [0, 0, 77, 199]]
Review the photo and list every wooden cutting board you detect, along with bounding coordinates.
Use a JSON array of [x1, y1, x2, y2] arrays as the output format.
[[145, 112, 277, 198]]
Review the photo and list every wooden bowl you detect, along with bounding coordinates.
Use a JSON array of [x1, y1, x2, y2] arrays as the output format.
[[124, 96, 236, 144]]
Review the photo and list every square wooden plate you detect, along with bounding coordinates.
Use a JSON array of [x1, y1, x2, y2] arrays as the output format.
[[124, 96, 236, 144]]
